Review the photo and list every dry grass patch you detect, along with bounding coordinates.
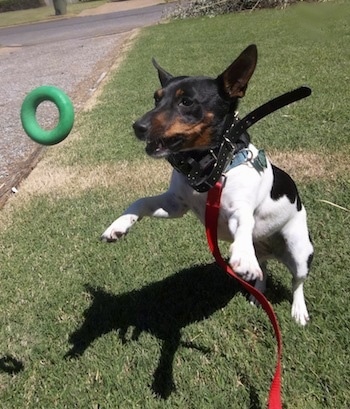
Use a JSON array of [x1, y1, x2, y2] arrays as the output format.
[[4, 149, 349, 208], [4, 158, 171, 203], [1, 148, 348, 231], [269, 150, 350, 183], [0, 158, 171, 230]]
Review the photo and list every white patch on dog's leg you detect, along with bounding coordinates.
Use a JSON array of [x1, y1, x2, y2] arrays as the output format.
[[227, 210, 263, 282], [101, 187, 190, 243], [101, 214, 137, 242], [229, 243, 263, 282], [291, 279, 309, 326], [278, 209, 313, 325]]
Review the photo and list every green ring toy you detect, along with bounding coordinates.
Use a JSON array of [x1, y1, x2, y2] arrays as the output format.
[[20, 86, 74, 145]]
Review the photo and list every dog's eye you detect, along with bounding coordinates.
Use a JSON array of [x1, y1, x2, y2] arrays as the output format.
[[179, 97, 193, 107]]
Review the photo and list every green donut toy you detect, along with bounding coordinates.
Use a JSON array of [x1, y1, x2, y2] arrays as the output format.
[[20, 86, 74, 145]]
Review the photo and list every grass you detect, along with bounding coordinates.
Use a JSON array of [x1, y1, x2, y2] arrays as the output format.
[[0, 1, 106, 28], [1, 0, 350, 408]]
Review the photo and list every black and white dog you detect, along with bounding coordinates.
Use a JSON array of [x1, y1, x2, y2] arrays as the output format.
[[102, 45, 314, 325]]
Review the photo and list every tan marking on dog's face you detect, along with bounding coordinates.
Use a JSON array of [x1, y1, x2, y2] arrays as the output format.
[[164, 112, 215, 149], [155, 89, 164, 100], [175, 88, 185, 98], [150, 111, 168, 136]]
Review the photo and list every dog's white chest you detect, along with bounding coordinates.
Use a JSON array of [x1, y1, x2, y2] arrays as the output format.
[[169, 146, 275, 242]]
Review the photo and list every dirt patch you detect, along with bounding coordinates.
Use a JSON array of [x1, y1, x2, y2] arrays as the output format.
[[0, 46, 22, 56], [0, 147, 44, 209]]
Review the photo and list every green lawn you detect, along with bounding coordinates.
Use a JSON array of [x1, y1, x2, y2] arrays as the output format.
[[0, 1, 349, 408]]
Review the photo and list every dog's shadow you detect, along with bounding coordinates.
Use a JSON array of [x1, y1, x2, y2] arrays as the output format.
[[65, 263, 288, 403], [0, 355, 24, 375]]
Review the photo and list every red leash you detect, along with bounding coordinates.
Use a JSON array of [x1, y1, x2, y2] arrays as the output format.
[[205, 180, 282, 409]]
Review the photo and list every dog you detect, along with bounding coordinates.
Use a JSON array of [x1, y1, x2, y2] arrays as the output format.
[[101, 44, 314, 326]]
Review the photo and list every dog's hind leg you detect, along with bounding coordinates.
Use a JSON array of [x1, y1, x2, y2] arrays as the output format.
[[289, 249, 313, 326], [280, 211, 314, 326]]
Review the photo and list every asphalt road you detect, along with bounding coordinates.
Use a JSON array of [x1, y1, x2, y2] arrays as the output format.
[[0, 5, 165, 46], [0, 4, 167, 207]]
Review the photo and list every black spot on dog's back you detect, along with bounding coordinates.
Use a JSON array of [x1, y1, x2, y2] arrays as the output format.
[[271, 165, 302, 211]]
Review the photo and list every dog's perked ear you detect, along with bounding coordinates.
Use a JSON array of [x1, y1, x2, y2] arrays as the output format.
[[152, 58, 174, 87], [217, 44, 257, 99]]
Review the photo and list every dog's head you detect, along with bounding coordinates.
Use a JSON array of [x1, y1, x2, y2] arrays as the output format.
[[133, 45, 257, 158]]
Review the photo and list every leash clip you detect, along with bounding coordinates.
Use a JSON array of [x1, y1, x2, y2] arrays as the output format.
[[245, 149, 254, 163]]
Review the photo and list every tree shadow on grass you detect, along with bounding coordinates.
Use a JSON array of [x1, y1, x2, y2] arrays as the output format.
[[65, 263, 287, 406]]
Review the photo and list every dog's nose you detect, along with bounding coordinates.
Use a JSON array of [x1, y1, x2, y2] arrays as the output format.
[[133, 120, 148, 140]]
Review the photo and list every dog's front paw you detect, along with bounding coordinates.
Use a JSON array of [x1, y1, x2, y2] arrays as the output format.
[[229, 244, 263, 282], [291, 299, 309, 326], [101, 215, 135, 242]]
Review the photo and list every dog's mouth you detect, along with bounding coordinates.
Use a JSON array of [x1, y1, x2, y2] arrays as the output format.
[[145, 137, 184, 158]]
